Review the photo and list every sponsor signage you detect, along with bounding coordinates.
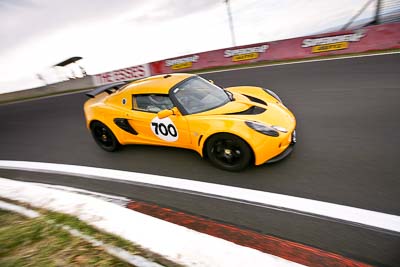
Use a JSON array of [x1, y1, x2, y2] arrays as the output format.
[[224, 45, 269, 62], [94, 64, 150, 85], [302, 30, 366, 53], [165, 55, 200, 70], [148, 23, 399, 75], [311, 42, 349, 53]]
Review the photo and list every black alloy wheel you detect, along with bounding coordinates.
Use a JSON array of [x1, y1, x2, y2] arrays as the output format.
[[90, 121, 120, 152], [206, 133, 252, 171]]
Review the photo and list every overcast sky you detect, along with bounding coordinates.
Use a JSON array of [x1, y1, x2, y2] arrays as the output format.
[[0, 0, 376, 93]]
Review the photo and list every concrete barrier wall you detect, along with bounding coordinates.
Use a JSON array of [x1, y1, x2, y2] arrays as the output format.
[[0, 75, 95, 104], [149, 23, 400, 74], [2, 22, 399, 103]]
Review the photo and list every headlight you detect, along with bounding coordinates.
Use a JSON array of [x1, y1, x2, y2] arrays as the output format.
[[263, 88, 282, 103], [271, 125, 288, 133], [245, 121, 280, 137]]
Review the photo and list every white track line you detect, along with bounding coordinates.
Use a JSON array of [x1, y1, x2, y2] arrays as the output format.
[[0, 160, 399, 233], [0, 177, 303, 267], [198, 50, 400, 74], [0, 199, 40, 218], [60, 224, 164, 267]]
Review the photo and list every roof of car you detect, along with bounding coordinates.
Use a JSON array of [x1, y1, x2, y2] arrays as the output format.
[[123, 73, 195, 94]]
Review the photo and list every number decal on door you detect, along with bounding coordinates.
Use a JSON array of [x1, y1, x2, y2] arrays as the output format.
[[150, 117, 178, 142]]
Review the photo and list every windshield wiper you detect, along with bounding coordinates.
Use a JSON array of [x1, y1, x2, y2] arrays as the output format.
[[224, 89, 234, 101]]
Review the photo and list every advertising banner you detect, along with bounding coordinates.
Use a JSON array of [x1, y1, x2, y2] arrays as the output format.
[[93, 64, 151, 86], [150, 23, 400, 75], [150, 44, 271, 74]]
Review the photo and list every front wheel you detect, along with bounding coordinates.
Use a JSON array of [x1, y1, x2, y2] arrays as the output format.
[[206, 133, 252, 171], [90, 121, 120, 152]]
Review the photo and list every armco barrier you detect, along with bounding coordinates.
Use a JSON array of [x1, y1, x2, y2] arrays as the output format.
[[149, 23, 400, 75]]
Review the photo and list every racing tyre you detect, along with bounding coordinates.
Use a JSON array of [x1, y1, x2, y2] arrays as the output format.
[[206, 133, 252, 171], [90, 121, 120, 152]]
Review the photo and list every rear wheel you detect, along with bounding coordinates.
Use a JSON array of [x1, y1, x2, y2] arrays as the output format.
[[206, 133, 252, 171], [90, 121, 120, 152]]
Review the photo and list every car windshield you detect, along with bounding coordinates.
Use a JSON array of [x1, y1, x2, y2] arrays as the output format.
[[172, 76, 230, 114]]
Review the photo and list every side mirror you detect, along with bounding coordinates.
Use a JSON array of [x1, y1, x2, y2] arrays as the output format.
[[209, 80, 214, 84], [157, 107, 181, 119], [157, 109, 174, 119], [171, 107, 181, 115]]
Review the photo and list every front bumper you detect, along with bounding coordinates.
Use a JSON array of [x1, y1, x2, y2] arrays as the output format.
[[265, 130, 296, 164]]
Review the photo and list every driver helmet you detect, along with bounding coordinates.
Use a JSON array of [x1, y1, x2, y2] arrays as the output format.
[[148, 94, 165, 104]]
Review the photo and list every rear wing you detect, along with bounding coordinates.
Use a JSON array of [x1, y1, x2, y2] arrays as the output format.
[[85, 82, 127, 98]]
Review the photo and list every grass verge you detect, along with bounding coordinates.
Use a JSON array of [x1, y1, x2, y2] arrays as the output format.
[[0, 209, 133, 266], [0, 204, 181, 267]]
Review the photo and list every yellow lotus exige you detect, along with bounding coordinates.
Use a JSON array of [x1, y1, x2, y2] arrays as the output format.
[[84, 73, 296, 171]]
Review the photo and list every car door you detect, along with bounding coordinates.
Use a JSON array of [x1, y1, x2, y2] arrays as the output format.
[[126, 94, 192, 147]]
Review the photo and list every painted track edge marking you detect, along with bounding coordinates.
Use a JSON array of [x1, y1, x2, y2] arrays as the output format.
[[0, 160, 399, 234]]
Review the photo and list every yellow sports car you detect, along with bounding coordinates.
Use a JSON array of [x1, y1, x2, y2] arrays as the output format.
[[84, 73, 296, 171]]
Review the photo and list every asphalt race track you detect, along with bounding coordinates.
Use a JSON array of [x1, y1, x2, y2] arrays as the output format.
[[1, 53, 399, 266]]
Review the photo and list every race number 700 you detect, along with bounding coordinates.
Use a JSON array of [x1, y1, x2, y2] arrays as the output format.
[[151, 122, 177, 137]]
